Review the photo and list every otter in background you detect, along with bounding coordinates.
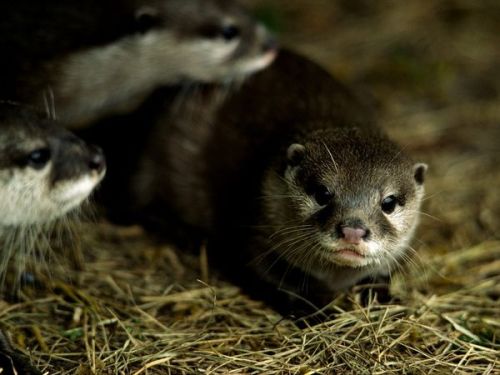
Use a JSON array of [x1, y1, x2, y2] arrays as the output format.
[[0, 0, 277, 128], [0, 100, 106, 292], [0, 103, 105, 232], [86, 50, 427, 315], [0, 102, 106, 375]]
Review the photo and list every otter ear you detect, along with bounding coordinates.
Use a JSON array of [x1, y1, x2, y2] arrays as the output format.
[[413, 163, 428, 185], [287, 143, 306, 167], [135, 7, 160, 33]]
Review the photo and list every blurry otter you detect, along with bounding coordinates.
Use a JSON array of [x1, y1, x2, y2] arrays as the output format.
[[0, 103, 105, 231], [88, 50, 427, 314], [0, 0, 277, 128], [0, 101, 106, 291], [0, 102, 106, 375]]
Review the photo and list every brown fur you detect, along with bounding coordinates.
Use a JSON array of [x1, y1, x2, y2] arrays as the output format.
[[89, 50, 426, 314]]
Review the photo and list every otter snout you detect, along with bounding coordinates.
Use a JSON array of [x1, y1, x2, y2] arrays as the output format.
[[50, 134, 107, 184], [340, 226, 368, 245], [87, 145, 106, 174], [261, 37, 278, 54], [336, 219, 370, 245]]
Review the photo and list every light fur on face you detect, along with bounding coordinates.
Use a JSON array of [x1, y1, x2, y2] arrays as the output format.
[[259, 136, 426, 290], [0, 164, 104, 226], [0, 163, 103, 290]]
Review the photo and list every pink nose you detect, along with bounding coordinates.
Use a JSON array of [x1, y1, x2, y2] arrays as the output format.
[[341, 227, 367, 244]]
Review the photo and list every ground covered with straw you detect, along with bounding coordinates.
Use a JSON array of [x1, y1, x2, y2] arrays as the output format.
[[1, 1, 499, 373]]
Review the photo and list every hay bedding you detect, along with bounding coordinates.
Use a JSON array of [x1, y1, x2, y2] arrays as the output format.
[[1, 1, 499, 373]]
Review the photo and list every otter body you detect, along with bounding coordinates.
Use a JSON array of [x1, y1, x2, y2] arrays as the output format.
[[0, 102, 106, 374], [92, 51, 426, 313], [0, 100, 106, 283], [0, 0, 276, 127]]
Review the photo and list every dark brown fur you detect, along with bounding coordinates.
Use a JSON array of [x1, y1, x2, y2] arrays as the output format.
[[87, 50, 426, 315]]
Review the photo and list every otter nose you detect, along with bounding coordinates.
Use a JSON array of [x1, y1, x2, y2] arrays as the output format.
[[337, 219, 370, 244], [341, 227, 367, 245], [88, 145, 106, 173], [262, 37, 278, 53]]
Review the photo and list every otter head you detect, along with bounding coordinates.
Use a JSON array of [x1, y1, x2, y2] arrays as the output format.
[[131, 0, 277, 82], [262, 128, 427, 275], [0, 103, 106, 226]]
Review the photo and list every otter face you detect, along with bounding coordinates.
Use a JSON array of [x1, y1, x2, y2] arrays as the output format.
[[0, 104, 105, 226], [262, 129, 427, 275], [55, 0, 277, 126], [131, 0, 277, 81]]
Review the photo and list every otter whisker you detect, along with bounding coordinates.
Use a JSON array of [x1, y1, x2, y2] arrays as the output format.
[[266, 235, 321, 294], [257, 231, 317, 274], [42, 87, 57, 120], [322, 141, 340, 174], [401, 245, 430, 278], [258, 194, 307, 201], [268, 230, 317, 255], [300, 241, 324, 284], [282, 238, 318, 270], [381, 240, 425, 279], [268, 224, 314, 240], [267, 232, 318, 264], [421, 191, 444, 202], [406, 209, 442, 222], [249, 219, 309, 229], [382, 249, 405, 276]]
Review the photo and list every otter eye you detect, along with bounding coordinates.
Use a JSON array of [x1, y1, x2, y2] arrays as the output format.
[[313, 185, 332, 206], [381, 195, 398, 214], [27, 148, 51, 170], [220, 25, 240, 41]]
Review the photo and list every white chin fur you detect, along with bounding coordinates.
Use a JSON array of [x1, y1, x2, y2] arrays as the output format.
[[52, 172, 104, 210], [54, 175, 97, 203], [328, 251, 373, 268], [236, 50, 277, 75], [0, 166, 104, 226], [319, 239, 381, 268]]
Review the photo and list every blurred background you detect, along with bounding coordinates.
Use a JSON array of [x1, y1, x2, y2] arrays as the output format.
[[247, 0, 500, 253]]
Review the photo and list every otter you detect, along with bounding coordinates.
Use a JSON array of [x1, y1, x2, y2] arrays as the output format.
[[88, 50, 427, 314], [0, 102, 106, 375], [0, 102, 105, 229], [0, 100, 106, 290], [0, 0, 277, 127]]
